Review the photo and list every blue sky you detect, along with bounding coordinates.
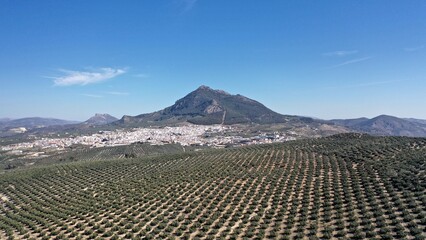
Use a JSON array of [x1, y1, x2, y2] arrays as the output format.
[[1, 0, 425, 121]]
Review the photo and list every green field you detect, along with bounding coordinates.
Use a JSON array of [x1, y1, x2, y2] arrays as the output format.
[[0, 142, 206, 172], [0, 134, 425, 239]]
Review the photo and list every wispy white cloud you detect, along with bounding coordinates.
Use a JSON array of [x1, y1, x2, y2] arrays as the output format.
[[404, 45, 424, 52], [323, 50, 358, 57], [104, 91, 130, 96], [81, 94, 103, 98], [328, 56, 372, 69], [51, 68, 126, 86]]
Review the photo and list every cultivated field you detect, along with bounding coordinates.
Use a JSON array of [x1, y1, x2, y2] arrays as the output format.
[[0, 134, 425, 239], [0, 142, 196, 171]]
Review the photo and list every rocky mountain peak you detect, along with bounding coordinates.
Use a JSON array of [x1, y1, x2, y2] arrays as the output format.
[[194, 85, 230, 96], [197, 85, 212, 91], [85, 113, 118, 125], [119, 86, 288, 125]]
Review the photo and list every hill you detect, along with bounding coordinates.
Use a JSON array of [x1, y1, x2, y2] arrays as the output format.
[[331, 115, 426, 137], [0, 114, 119, 139], [0, 134, 424, 239], [83, 113, 118, 125], [118, 85, 294, 126], [0, 118, 12, 123], [0, 117, 79, 131], [405, 118, 426, 125]]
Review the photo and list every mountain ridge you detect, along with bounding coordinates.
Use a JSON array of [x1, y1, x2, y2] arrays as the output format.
[[1, 87, 425, 138], [117, 85, 294, 126], [330, 115, 426, 137], [0, 117, 79, 130]]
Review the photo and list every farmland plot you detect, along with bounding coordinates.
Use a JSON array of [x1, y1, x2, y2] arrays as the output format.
[[0, 134, 425, 239]]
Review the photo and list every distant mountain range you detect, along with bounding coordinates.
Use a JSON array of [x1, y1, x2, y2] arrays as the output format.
[[0, 114, 118, 137], [116, 86, 426, 137], [0, 114, 118, 131], [1, 86, 425, 138], [330, 115, 426, 137], [0, 117, 79, 130]]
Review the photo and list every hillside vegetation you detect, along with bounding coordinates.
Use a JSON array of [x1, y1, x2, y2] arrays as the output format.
[[118, 86, 306, 126], [0, 134, 425, 239], [0, 143, 191, 171]]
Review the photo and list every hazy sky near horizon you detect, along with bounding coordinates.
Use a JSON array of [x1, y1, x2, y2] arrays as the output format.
[[1, 1, 425, 121]]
